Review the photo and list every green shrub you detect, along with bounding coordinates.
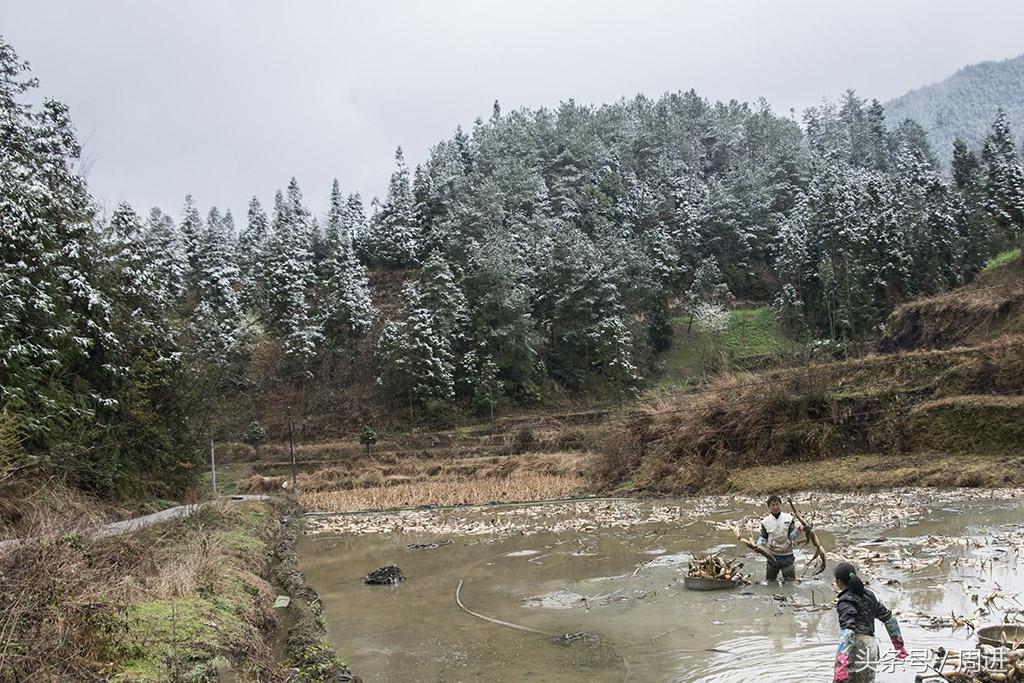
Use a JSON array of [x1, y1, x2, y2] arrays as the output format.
[[982, 248, 1022, 272]]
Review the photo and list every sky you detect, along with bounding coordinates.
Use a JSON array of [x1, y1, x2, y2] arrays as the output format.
[[3, 0, 1024, 222]]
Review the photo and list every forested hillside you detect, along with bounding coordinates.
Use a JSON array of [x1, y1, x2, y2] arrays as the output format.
[[3, 36, 1024, 500], [885, 53, 1024, 171]]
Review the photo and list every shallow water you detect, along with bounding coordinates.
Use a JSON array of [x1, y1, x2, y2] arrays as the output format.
[[299, 492, 1024, 682]]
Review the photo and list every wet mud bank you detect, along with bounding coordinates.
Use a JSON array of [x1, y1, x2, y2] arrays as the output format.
[[271, 512, 358, 682]]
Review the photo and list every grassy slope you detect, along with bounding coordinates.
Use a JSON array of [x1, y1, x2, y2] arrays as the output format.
[[659, 306, 794, 385], [728, 452, 1024, 493], [878, 250, 1024, 352], [983, 247, 1022, 272], [597, 253, 1024, 495], [0, 499, 350, 681]]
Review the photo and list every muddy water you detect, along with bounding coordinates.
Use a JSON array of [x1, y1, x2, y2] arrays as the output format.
[[299, 492, 1024, 682]]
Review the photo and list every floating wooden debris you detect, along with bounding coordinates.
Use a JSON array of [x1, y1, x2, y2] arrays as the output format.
[[405, 540, 453, 550], [552, 631, 602, 647]]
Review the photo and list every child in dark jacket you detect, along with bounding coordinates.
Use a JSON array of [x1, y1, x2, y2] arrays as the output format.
[[833, 562, 907, 682]]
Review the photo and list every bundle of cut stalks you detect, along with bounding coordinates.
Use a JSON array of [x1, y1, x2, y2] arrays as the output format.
[[687, 554, 751, 584], [918, 645, 1024, 682]]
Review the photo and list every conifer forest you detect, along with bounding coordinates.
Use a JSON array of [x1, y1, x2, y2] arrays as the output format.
[[3, 35, 1024, 498]]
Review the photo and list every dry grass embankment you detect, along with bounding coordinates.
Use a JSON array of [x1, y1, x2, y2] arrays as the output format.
[[243, 450, 593, 511], [592, 333, 1024, 495], [878, 252, 1024, 352], [231, 408, 604, 512], [300, 473, 588, 511], [727, 452, 1024, 493], [0, 499, 289, 680]]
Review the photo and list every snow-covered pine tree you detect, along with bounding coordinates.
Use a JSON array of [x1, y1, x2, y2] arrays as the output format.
[[981, 110, 1024, 250], [190, 202, 244, 369], [321, 184, 375, 355], [892, 146, 962, 295], [344, 192, 369, 260], [363, 147, 419, 267], [237, 195, 270, 315], [106, 202, 170, 317], [144, 206, 186, 303], [265, 180, 322, 373], [99, 202, 198, 494], [199, 206, 223, 278], [951, 139, 992, 274], [461, 230, 541, 403], [533, 228, 639, 393], [378, 281, 455, 410], [179, 194, 203, 289], [417, 250, 469, 340], [325, 178, 345, 260], [0, 38, 198, 494], [222, 208, 236, 241], [0, 39, 112, 443]]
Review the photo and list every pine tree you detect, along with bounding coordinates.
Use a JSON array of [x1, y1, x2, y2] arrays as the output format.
[[461, 232, 542, 402], [237, 195, 270, 314], [951, 139, 992, 275], [321, 187, 375, 354], [0, 38, 199, 494], [981, 110, 1024, 250], [144, 206, 186, 303], [0, 39, 111, 442], [265, 180, 322, 372], [417, 250, 468, 340], [952, 139, 981, 191], [892, 147, 962, 295], [325, 178, 345, 260], [378, 282, 455, 409], [190, 203, 244, 368], [106, 202, 169, 316], [363, 147, 419, 267], [179, 194, 203, 289], [534, 228, 638, 392]]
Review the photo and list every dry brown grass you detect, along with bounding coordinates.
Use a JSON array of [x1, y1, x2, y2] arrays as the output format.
[[879, 258, 1024, 352], [592, 335, 1024, 495], [239, 451, 593, 495], [299, 472, 587, 511], [0, 499, 282, 680], [0, 481, 122, 541], [727, 452, 1024, 492]]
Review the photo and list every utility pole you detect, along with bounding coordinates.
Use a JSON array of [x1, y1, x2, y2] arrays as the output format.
[[209, 437, 217, 496], [286, 406, 297, 496]]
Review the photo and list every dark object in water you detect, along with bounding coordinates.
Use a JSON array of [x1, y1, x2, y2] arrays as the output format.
[[364, 565, 405, 585], [406, 540, 453, 551], [552, 631, 602, 647]]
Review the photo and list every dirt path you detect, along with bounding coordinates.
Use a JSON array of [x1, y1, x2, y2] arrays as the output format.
[[0, 494, 271, 554]]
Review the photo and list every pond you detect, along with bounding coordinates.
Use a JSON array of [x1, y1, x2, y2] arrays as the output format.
[[299, 490, 1024, 682]]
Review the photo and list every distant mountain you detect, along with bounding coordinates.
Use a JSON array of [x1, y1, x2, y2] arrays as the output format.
[[884, 53, 1024, 170]]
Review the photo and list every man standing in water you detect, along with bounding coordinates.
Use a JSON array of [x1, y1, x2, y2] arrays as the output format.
[[756, 494, 801, 582]]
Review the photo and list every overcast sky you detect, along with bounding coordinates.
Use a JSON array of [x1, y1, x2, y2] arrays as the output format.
[[4, 0, 1024, 221]]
